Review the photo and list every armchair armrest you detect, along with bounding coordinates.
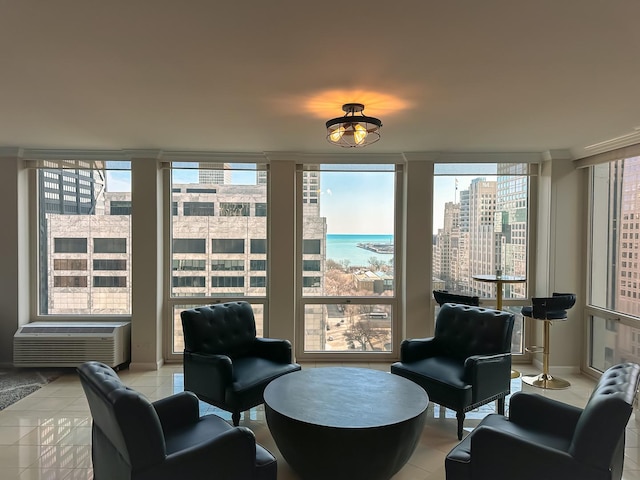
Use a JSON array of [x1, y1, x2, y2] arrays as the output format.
[[153, 391, 200, 434], [464, 353, 511, 402], [252, 337, 293, 364], [509, 391, 582, 438], [183, 351, 233, 403], [160, 426, 258, 479], [470, 425, 581, 480], [399, 337, 440, 363]]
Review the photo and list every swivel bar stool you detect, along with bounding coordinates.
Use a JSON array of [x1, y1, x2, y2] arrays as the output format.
[[521, 293, 576, 389]]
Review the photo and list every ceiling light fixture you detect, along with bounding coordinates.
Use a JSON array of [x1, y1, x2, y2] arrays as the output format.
[[326, 103, 382, 148]]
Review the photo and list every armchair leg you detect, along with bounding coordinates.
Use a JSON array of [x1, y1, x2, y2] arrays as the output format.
[[497, 397, 505, 415], [232, 411, 241, 426], [456, 411, 465, 440]]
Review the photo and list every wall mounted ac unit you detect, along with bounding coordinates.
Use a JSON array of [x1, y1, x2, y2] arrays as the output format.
[[13, 322, 131, 368]]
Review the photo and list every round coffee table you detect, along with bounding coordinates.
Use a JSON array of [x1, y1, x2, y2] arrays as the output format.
[[264, 367, 428, 480]]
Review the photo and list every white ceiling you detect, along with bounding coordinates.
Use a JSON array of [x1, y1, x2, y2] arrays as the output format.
[[2, 1, 640, 159]]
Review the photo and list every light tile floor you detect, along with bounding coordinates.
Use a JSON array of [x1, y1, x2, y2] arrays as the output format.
[[0, 363, 638, 479]]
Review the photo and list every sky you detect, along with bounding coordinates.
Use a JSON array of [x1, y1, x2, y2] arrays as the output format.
[[104, 162, 501, 236]]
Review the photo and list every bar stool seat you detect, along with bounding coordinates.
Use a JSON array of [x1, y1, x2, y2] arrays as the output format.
[[521, 293, 576, 390]]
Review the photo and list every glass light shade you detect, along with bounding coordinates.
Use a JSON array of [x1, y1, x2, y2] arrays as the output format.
[[329, 126, 346, 142], [353, 123, 368, 145]]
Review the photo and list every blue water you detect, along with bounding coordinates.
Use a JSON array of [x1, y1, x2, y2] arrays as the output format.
[[326, 234, 394, 267]]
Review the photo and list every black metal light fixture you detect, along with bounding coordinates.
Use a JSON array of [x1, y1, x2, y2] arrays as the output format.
[[326, 103, 382, 147]]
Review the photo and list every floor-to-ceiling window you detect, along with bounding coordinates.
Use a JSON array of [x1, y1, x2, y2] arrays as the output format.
[[588, 157, 640, 372], [167, 161, 268, 358], [35, 160, 132, 317], [432, 162, 531, 357], [296, 163, 401, 359]]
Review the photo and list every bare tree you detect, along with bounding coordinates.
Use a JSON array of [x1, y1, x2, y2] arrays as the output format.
[[326, 259, 343, 271], [368, 257, 382, 271], [343, 318, 385, 351]]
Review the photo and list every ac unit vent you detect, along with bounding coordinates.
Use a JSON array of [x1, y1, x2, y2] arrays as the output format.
[[14, 322, 131, 368], [20, 326, 116, 334]]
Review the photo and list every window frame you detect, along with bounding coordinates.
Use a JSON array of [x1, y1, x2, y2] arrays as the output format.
[[294, 163, 403, 362], [164, 159, 269, 362]]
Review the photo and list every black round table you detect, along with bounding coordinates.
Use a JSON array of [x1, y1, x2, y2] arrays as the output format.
[[264, 367, 428, 480]]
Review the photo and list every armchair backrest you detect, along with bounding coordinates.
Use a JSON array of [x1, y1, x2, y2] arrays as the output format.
[[434, 304, 515, 359], [433, 289, 480, 307], [569, 362, 640, 470], [77, 361, 166, 471], [181, 301, 257, 357]]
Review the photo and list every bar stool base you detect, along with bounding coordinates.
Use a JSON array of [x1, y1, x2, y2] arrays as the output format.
[[522, 373, 570, 390]]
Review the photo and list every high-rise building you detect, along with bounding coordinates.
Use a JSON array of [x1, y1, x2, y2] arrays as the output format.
[[198, 162, 232, 184]]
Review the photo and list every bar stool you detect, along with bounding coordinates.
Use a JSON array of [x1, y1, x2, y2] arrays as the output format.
[[521, 293, 576, 389], [433, 290, 479, 307]]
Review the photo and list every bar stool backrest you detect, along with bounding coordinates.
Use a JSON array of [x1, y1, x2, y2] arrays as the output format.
[[433, 289, 480, 307], [530, 293, 576, 320]]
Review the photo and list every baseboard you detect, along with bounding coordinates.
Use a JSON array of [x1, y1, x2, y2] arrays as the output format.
[[531, 358, 581, 375], [128, 359, 164, 371]]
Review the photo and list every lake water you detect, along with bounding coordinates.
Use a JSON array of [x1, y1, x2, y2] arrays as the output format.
[[326, 234, 394, 267]]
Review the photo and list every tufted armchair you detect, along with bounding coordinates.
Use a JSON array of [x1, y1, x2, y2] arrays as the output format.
[[445, 362, 640, 480], [181, 301, 301, 426], [78, 361, 277, 480], [391, 303, 515, 439]]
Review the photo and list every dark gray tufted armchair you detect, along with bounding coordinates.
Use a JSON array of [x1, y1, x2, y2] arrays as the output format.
[[180, 301, 301, 426], [445, 362, 640, 480], [391, 303, 515, 439], [78, 361, 277, 480]]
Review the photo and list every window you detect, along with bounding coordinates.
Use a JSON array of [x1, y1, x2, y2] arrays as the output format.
[[93, 259, 127, 271], [220, 202, 250, 216], [250, 260, 266, 270], [303, 260, 321, 271], [173, 276, 206, 288], [110, 201, 131, 215], [250, 276, 266, 287], [172, 259, 206, 271], [54, 259, 87, 270], [303, 239, 321, 255], [37, 161, 131, 315], [212, 239, 244, 253], [183, 202, 215, 216], [173, 239, 206, 253], [588, 157, 640, 372], [303, 277, 321, 288], [255, 203, 267, 217], [299, 164, 398, 355], [94, 238, 127, 253], [211, 260, 244, 271], [211, 276, 244, 287], [54, 238, 87, 253], [54, 276, 87, 287], [93, 276, 127, 287], [169, 162, 268, 357], [433, 163, 530, 357], [186, 188, 216, 193], [250, 239, 266, 254]]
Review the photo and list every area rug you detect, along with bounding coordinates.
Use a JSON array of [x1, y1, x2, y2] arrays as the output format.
[[0, 368, 66, 410]]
